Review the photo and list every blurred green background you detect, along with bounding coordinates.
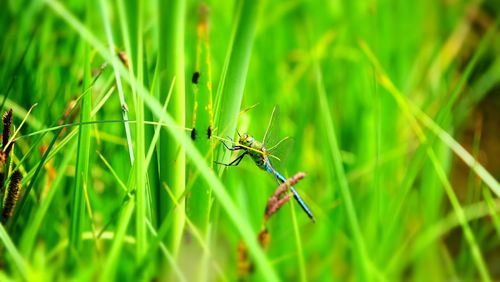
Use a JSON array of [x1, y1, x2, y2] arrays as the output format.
[[1, 0, 499, 281]]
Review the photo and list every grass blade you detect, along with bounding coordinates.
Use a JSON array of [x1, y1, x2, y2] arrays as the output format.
[[68, 30, 92, 257], [157, 0, 187, 258], [213, 0, 262, 167], [0, 224, 29, 280], [314, 63, 371, 280]]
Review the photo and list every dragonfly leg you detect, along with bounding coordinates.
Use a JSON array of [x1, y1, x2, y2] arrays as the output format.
[[220, 140, 244, 151], [214, 151, 247, 167]]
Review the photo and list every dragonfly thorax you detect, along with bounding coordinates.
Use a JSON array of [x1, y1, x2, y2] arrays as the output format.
[[238, 133, 256, 147], [239, 133, 267, 155]]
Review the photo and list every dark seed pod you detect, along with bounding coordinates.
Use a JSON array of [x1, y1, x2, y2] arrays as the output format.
[[2, 109, 12, 150], [2, 170, 22, 224], [191, 128, 197, 141], [192, 71, 200, 84], [207, 126, 212, 139]]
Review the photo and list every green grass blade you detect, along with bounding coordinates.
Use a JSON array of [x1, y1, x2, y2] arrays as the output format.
[[414, 109, 500, 196], [213, 0, 262, 167], [187, 5, 214, 235], [68, 31, 92, 257], [314, 63, 371, 280], [0, 224, 29, 280], [157, 0, 187, 258], [101, 197, 135, 281], [99, 0, 135, 164], [19, 140, 77, 257]]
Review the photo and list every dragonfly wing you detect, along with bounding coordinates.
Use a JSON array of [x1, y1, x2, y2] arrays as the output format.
[[262, 105, 294, 171], [262, 105, 279, 146], [267, 136, 294, 173]]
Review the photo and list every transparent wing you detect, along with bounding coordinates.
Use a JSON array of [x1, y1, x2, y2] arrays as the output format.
[[262, 105, 279, 147], [267, 136, 294, 173], [262, 105, 297, 172]]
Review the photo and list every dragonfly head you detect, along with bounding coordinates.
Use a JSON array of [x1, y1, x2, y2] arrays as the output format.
[[238, 133, 254, 147]]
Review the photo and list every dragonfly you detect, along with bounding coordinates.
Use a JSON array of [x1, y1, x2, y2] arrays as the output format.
[[217, 107, 315, 222]]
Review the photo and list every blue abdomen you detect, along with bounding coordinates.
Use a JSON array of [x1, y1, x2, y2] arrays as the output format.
[[263, 161, 285, 183]]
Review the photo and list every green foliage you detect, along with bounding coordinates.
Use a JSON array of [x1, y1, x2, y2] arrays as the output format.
[[0, 0, 499, 281]]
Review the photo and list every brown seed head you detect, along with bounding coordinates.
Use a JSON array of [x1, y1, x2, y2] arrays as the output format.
[[2, 170, 22, 224], [2, 109, 12, 151]]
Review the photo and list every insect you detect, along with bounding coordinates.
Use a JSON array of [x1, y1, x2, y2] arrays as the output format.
[[217, 107, 315, 222]]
